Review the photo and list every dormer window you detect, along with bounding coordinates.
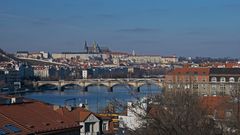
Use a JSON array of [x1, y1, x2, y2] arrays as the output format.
[[229, 77, 235, 83], [211, 77, 217, 82], [220, 77, 226, 83]]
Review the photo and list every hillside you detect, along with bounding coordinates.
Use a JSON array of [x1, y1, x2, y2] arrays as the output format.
[[0, 48, 17, 62]]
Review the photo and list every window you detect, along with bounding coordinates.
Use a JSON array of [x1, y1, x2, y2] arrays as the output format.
[[229, 77, 235, 83], [193, 84, 198, 89], [211, 77, 217, 82], [194, 76, 198, 82], [4, 124, 21, 133], [225, 110, 232, 119], [202, 77, 206, 82], [185, 84, 190, 89], [238, 77, 240, 82], [220, 84, 226, 90], [211, 84, 217, 91], [102, 123, 107, 131], [85, 123, 91, 132], [185, 76, 190, 82], [0, 128, 9, 135], [220, 77, 226, 83]]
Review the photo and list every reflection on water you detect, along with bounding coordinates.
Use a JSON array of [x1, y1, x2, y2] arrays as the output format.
[[25, 85, 162, 112]]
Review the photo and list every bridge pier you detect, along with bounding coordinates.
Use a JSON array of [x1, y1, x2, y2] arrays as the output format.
[[57, 86, 63, 91], [83, 87, 88, 92], [133, 87, 140, 93], [33, 82, 39, 91], [34, 86, 39, 91], [108, 87, 113, 92]]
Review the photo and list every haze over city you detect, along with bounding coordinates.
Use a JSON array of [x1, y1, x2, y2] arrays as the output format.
[[2, 1, 240, 135], [1, 0, 240, 57]]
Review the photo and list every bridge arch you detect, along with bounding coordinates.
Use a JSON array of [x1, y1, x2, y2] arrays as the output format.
[[38, 83, 58, 90], [84, 83, 109, 92], [61, 83, 82, 91], [138, 83, 163, 93], [109, 83, 134, 92], [128, 80, 163, 92]]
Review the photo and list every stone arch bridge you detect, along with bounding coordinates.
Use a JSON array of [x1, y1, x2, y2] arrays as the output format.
[[34, 78, 164, 92]]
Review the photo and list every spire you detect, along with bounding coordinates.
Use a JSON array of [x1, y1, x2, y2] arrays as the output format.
[[132, 50, 136, 56], [84, 41, 88, 52], [93, 41, 97, 53], [93, 41, 97, 48], [96, 44, 101, 53]]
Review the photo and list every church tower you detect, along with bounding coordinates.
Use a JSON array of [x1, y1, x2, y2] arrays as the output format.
[[84, 41, 88, 53]]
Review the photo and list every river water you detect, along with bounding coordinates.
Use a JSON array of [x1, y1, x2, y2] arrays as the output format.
[[25, 85, 162, 113]]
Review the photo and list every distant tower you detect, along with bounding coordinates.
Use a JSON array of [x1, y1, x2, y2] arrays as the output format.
[[96, 44, 101, 53], [84, 41, 88, 53], [93, 41, 97, 53], [132, 50, 136, 56]]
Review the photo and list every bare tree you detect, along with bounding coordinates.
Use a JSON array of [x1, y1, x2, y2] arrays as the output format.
[[120, 91, 226, 135]]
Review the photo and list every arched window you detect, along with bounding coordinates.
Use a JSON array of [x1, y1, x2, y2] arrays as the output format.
[[220, 77, 226, 83], [211, 77, 217, 82], [229, 77, 235, 83]]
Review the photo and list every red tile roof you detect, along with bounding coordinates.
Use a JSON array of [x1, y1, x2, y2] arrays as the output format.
[[56, 107, 93, 122], [168, 67, 210, 75], [200, 96, 232, 119], [0, 100, 80, 134], [0, 113, 31, 135]]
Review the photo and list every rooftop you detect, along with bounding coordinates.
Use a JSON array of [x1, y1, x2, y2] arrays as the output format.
[[210, 68, 240, 75], [0, 97, 81, 134]]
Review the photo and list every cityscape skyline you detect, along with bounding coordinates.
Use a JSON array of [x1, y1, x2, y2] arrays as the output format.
[[1, 0, 240, 57]]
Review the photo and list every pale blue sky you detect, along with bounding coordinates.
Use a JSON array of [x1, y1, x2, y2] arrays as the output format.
[[0, 0, 240, 57]]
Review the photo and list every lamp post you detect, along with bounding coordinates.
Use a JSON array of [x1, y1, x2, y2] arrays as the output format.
[[109, 68, 112, 78]]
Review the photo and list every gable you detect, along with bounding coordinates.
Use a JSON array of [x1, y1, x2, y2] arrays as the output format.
[[85, 114, 100, 123]]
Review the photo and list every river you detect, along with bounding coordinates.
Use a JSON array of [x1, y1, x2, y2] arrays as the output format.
[[25, 85, 162, 113]]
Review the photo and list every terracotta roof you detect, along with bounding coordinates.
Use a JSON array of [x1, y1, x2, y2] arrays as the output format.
[[200, 96, 232, 119], [97, 115, 111, 120], [0, 113, 31, 135], [168, 67, 210, 75], [0, 100, 80, 134], [55, 107, 93, 122]]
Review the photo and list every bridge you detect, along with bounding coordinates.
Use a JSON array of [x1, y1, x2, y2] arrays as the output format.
[[34, 78, 164, 92]]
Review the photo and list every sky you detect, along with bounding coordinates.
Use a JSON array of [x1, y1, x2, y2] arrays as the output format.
[[0, 0, 240, 57]]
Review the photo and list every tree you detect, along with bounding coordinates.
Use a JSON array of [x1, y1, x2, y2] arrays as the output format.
[[120, 91, 227, 135]]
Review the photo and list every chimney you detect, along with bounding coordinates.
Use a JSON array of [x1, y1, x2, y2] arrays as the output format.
[[11, 97, 16, 104], [53, 105, 60, 111], [66, 106, 72, 111]]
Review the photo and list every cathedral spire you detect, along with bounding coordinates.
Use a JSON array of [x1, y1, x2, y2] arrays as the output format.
[[84, 41, 88, 52]]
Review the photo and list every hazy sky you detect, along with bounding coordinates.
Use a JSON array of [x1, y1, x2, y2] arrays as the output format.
[[0, 0, 240, 57]]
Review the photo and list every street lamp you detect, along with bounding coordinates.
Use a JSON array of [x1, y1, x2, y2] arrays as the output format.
[[109, 68, 112, 78], [93, 69, 95, 78]]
